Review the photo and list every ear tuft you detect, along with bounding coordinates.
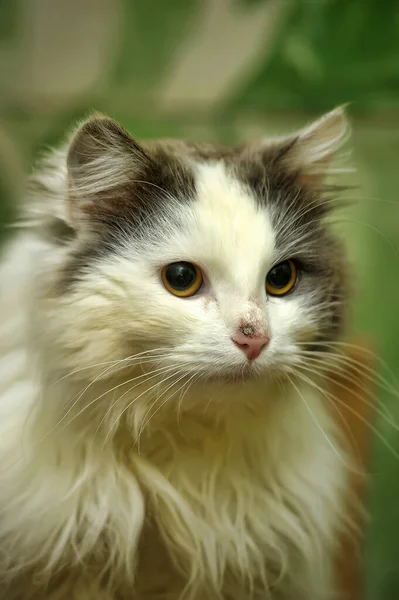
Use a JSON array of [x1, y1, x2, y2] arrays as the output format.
[[67, 115, 147, 186], [66, 115, 149, 225], [279, 106, 352, 185], [297, 106, 350, 169]]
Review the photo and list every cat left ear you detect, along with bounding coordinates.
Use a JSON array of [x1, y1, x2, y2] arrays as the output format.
[[66, 115, 150, 226], [281, 106, 351, 186]]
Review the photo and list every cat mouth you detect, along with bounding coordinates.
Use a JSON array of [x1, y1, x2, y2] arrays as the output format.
[[206, 362, 260, 383]]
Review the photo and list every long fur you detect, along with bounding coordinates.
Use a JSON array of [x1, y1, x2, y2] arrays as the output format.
[[0, 108, 354, 599]]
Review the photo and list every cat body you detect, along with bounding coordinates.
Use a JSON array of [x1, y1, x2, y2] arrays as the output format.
[[0, 108, 352, 599]]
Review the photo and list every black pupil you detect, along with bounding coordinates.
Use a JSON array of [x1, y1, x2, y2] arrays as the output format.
[[165, 262, 197, 291], [267, 261, 292, 289]]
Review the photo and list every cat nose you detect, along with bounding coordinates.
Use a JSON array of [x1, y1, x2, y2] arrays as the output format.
[[232, 332, 270, 361]]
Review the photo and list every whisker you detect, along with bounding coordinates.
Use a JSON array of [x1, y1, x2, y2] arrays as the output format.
[[289, 369, 369, 474], [290, 366, 399, 461], [297, 340, 399, 387], [337, 195, 399, 207], [102, 369, 183, 448], [298, 353, 399, 421], [286, 374, 349, 466], [177, 373, 199, 436], [298, 360, 399, 437], [92, 365, 178, 443], [38, 365, 174, 450], [330, 217, 397, 255], [49, 346, 170, 387], [69, 365, 176, 431], [136, 371, 190, 452]]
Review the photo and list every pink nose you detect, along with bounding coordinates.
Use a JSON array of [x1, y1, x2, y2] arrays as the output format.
[[232, 333, 269, 361]]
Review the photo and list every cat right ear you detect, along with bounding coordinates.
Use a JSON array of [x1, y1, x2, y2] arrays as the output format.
[[263, 106, 351, 189], [67, 115, 150, 227], [282, 106, 352, 186]]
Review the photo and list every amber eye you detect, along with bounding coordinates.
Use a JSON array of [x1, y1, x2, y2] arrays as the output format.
[[162, 262, 203, 297], [266, 259, 297, 296]]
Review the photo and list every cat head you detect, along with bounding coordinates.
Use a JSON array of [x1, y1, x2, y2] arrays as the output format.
[[38, 108, 351, 392]]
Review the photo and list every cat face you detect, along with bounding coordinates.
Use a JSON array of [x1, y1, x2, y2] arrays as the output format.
[[43, 109, 350, 385]]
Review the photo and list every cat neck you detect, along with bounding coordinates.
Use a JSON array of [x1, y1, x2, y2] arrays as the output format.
[[33, 370, 317, 467]]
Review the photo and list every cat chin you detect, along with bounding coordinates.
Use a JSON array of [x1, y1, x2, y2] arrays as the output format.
[[201, 363, 263, 384]]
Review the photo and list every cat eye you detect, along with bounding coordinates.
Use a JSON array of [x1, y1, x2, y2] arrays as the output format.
[[162, 262, 203, 298], [266, 259, 297, 296]]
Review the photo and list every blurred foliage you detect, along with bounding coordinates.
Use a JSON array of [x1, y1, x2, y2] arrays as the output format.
[[232, 0, 399, 113], [112, 0, 199, 93]]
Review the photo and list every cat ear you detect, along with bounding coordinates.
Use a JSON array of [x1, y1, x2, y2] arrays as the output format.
[[279, 106, 351, 186], [67, 115, 150, 226]]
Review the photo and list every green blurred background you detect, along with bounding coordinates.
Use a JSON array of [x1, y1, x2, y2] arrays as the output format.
[[0, 1, 398, 597]]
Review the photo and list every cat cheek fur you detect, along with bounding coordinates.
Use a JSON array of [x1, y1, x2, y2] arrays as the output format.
[[0, 107, 355, 599]]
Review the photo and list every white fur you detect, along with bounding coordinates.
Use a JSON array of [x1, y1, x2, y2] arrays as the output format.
[[0, 115, 352, 599]]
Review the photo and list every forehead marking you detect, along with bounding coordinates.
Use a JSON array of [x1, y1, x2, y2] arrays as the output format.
[[192, 161, 275, 273]]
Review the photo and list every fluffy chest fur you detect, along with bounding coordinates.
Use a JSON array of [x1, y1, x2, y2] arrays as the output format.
[[0, 335, 348, 600], [132, 398, 347, 600], [0, 359, 347, 600]]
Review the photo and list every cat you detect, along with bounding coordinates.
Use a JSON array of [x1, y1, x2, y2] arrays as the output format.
[[0, 106, 355, 599]]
